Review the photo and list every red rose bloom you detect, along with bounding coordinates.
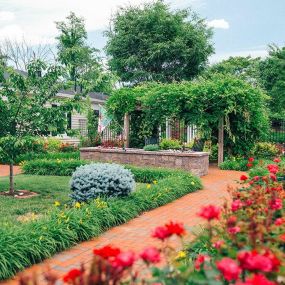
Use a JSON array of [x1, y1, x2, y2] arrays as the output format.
[[247, 163, 253, 168], [212, 240, 224, 249], [216, 258, 241, 281], [269, 198, 282, 210], [240, 175, 248, 181], [273, 158, 281, 163], [267, 164, 279, 174], [248, 157, 254, 162], [197, 205, 221, 221], [63, 269, 82, 282], [274, 218, 284, 226], [228, 226, 240, 235], [236, 274, 277, 285], [165, 221, 186, 236], [194, 254, 210, 270], [140, 247, 160, 264], [270, 173, 277, 181], [152, 226, 171, 240], [112, 251, 136, 268], [93, 245, 121, 259], [231, 199, 243, 212]]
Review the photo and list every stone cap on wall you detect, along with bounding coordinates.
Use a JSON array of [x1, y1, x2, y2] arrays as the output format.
[[80, 147, 209, 157]]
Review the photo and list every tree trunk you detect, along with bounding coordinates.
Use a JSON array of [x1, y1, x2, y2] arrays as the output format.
[[9, 162, 15, 195], [218, 117, 224, 165]]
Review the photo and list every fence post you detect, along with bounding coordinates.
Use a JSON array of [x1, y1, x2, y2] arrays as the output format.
[[218, 117, 224, 165], [123, 113, 130, 148]]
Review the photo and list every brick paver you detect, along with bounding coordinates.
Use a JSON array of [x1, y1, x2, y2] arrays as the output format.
[[0, 165, 21, 177], [1, 166, 244, 284]]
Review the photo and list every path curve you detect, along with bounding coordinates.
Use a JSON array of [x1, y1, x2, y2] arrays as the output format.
[[1, 166, 244, 284]]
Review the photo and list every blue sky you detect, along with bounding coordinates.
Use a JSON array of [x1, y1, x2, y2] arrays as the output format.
[[0, 0, 284, 63]]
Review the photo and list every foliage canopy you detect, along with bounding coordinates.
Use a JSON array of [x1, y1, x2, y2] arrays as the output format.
[[105, 1, 214, 84]]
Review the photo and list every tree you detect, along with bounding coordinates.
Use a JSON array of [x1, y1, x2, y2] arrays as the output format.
[[56, 12, 115, 93], [105, 0, 213, 84], [0, 60, 82, 195], [206, 56, 261, 85], [0, 38, 54, 71], [259, 45, 285, 117]]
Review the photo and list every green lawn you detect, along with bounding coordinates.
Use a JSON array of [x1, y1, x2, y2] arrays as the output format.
[[0, 175, 71, 226], [0, 175, 145, 227]]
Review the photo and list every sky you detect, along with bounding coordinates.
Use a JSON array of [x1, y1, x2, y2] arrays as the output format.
[[0, 0, 284, 63]]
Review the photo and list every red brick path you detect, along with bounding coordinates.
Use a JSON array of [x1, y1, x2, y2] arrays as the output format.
[[0, 165, 21, 177], [1, 166, 244, 284]]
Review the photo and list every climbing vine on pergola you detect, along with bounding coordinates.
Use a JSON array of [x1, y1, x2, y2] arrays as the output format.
[[106, 74, 269, 163]]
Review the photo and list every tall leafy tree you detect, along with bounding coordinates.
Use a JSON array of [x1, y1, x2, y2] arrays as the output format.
[[56, 12, 115, 93], [105, 0, 214, 84], [259, 45, 285, 117], [0, 60, 81, 194]]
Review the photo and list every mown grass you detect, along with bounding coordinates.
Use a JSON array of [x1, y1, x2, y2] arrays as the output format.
[[0, 175, 144, 227]]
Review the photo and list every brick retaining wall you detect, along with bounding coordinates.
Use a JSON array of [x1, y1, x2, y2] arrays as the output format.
[[80, 148, 209, 176]]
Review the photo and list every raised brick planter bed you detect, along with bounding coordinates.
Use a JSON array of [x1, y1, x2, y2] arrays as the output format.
[[80, 148, 209, 176]]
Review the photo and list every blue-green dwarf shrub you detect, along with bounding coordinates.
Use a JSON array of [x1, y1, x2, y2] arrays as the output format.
[[70, 163, 135, 202]]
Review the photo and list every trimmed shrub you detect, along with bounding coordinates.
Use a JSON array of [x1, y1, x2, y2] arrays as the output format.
[[219, 158, 249, 171], [251, 142, 279, 158], [45, 137, 61, 152], [70, 163, 135, 202], [160, 138, 181, 150], [143, 144, 160, 151]]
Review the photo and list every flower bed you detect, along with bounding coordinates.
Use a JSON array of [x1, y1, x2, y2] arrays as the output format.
[[19, 159, 285, 285], [0, 165, 201, 280], [80, 147, 209, 176]]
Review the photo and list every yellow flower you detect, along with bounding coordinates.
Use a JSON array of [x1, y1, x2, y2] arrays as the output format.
[[191, 181, 195, 185], [75, 202, 81, 209], [54, 201, 61, 207], [39, 236, 44, 241], [94, 198, 107, 209], [153, 180, 158, 184], [176, 251, 187, 259], [146, 184, 151, 189]]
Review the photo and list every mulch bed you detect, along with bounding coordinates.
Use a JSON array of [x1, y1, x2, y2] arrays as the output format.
[[0, 190, 38, 199]]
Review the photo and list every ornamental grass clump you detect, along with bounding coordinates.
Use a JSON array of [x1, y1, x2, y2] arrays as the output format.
[[70, 163, 135, 202]]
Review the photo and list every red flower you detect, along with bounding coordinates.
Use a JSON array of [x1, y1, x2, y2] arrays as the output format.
[[273, 158, 281, 163], [279, 233, 285, 242], [212, 240, 224, 249], [112, 251, 136, 268], [269, 198, 282, 210], [231, 199, 243, 212], [194, 254, 210, 270], [248, 157, 255, 162], [165, 221, 186, 236], [227, 216, 237, 227], [236, 274, 277, 285], [151, 226, 171, 240], [63, 269, 82, 283], [247, 163, 253, 168], [253, 176, 260, 181], [267, 164, 279, 174], [228, 226, 240, 235], [245, 199, 253, 206], [238, 250, 280, 272], [93, 245, 121, 259], [216, 258, 241, 281], [274, 218, 284, 226], [270, 173, 277, 181], [240, 175, 248, 181], [197, 205, 221, 221], [140, 247, 161, 264]]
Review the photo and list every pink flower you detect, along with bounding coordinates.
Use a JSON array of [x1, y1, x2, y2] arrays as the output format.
[[267, 164, 279, 174], [140, 247, 160, 264], [228, 226, 240, 235], [274, 218, 284, 226], [151, 226, 171, 240], [270, 173, 277, 181], [216, 258, 241, 281], [231, 199, 243, 212], [269, 198, 282, 210], [253, 176, 260, 181], [194, 254, 210, 270], [112, 251, 136, 268], [212, 240, 224, 249], [197, 205, 221, 221]]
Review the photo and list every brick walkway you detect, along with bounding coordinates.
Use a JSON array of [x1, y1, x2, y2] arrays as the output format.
[[1, 166, 244, 284], [0, 165, 21, 177]]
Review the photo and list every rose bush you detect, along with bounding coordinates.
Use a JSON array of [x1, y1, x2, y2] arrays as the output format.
[[18, 159, 285, 284]]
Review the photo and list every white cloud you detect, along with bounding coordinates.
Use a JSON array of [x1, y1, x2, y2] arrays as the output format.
[[210, 48, 268, 64], [207, 19, 229, 29], [0, 11, 15, 22]]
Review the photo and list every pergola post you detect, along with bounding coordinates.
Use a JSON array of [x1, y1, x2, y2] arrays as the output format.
[[123, 113, 130, 148], [218, 116, 224, 165]]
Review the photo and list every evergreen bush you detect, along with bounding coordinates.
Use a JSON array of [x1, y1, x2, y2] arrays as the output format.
[[70, 163, 135, 202]]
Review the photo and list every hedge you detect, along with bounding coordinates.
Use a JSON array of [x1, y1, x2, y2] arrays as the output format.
[[0, 163, 202, 280]]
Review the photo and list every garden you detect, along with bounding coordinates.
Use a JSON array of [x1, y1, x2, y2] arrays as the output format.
[[0, 0, 285, 284]]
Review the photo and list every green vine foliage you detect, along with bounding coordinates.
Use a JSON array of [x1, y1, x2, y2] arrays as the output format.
[[106, 74, 270, 155]]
